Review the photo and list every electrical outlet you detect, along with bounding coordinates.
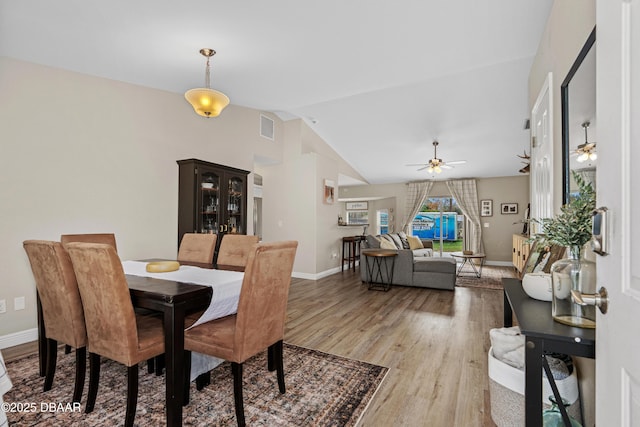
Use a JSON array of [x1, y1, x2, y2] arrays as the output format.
[[0, 299, 6, 314], [14, 296, 25, 311]]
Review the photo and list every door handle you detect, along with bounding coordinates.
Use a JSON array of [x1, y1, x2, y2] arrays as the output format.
[[571, 287, 609, 314]]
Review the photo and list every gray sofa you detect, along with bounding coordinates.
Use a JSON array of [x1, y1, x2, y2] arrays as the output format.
[[360, 233, 457, 291]]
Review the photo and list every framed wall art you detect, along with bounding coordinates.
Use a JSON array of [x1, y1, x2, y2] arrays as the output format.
[[501, 203, 518, 214], [480, 199, 493, 217], [323, 179, 335, 204]]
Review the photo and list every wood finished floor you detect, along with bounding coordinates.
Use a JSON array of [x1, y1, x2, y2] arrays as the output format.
[[285, 269, 503, 427], [3, 269, 504, 426]]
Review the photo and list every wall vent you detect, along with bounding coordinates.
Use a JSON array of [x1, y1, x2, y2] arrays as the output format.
[[260, 114, 274, 140]]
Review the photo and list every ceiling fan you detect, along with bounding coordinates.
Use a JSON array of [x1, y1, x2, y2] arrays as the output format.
[[406, 141, 467, 174], [572, 121, 597, 163]]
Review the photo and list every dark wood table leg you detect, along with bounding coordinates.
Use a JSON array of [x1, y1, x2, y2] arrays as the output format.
[[163, 302, 186, 427], [524, 336, 544, 427], [37, 293, 47, 377], [503, 290, 513, 327]]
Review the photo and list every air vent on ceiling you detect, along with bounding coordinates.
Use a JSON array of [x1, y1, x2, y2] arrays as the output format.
[[260, 114, 274, 140]]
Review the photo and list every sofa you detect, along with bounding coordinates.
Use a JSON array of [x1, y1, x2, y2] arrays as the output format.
[[360, 232, 457, 291]]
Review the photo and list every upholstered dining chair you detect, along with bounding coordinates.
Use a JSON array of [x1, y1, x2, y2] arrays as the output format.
[[23, 240, 87, 403], [177, 233, 217, 264], [59, 233, 120, 355], [64, 242, 165, 427], [60, 233, 118, 251], [215, 234, 260, 270], [183, 240, 298, 427]]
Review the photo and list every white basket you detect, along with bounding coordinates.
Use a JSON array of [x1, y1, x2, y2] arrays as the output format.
[[488, 346, 582, 427]]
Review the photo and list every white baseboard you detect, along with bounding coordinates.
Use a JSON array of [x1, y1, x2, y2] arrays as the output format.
[[485, 260, 513, 267], [0, 328, 38, 350], [292, 262, 360, 281]]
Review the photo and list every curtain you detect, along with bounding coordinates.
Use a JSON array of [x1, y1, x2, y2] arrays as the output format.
[[402, 181, 433, 234], [446, 179, 484, 254]]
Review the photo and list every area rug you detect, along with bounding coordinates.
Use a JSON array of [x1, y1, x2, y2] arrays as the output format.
[[455, 265, 517, 290], [4, 343, 388, 426]]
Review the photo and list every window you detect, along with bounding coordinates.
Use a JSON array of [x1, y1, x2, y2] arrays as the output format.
[[347, 210, 368, 225], [377, 210, 389, 234], [411, 196, 463, 253]]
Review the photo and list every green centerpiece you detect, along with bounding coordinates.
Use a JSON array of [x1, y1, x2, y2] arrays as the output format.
[[540, 172, 596, 328]]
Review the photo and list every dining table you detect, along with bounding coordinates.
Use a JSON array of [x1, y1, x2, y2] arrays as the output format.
[[123, 260, 244, 427]]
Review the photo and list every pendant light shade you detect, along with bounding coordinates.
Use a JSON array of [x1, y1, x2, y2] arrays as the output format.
[[185, 49, 230, 118]]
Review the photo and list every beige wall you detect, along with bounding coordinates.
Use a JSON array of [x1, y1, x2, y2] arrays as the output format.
[[0, 57, 354, 340], [339, 176, 529, 263], [528, 1, 596, 425]]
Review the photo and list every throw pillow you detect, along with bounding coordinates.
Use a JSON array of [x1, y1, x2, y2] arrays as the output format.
[[397, 231, 411, 249], [387, 233, 404, 249], [365, 235, 381, 249], [407, 235, 424, 250], [379, 238, 397, 250]]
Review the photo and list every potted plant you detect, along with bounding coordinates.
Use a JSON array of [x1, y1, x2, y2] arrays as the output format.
[[539, 171, 596, 328]]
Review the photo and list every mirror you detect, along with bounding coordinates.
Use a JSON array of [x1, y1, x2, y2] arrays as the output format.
[[561, 27, 596, 204]]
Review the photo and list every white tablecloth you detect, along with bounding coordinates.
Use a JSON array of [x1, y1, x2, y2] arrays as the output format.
[[122, 261, 244, 379]]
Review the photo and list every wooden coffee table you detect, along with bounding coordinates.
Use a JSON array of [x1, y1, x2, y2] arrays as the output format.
[[450, 251, 486, 278]]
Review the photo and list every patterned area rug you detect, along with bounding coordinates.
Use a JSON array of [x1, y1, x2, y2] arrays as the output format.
[[5, 343, 388, 426], [454, 265, 517, 290]]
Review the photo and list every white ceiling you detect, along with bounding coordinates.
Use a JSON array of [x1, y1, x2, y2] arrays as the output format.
[[0, 0, 553, 185]]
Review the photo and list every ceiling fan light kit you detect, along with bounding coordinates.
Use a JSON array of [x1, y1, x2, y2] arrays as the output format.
[[405, 140, 466, 174], [184, 48, 230, 118], [575, 121, 597, 163]]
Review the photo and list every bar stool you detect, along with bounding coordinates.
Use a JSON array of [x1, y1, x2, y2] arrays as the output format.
[[342, 236, 362, 272]]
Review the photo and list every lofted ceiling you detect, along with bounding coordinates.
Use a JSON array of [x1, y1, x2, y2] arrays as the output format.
[[0, 0, 553, 185]]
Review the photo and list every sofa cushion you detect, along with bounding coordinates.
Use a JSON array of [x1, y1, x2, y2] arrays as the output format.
[[407, 235, 424, 250], [413, 248, 433, 257], [413, 258, 456, 273], [386, 233, 404, 249]]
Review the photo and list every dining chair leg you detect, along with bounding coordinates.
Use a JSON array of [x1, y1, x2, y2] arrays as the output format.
[[183, 350, 192, 406], [86, 353, 101, 413], [65, 344, 72, 354], [155, 354, 165, 375], [274, 340, 286, 394], [44, 338, 58, 392], [231, 362, 246, 427], [146, 358, 155, 374], [196, 372, 211, 390], [125, 365, 139, 427], [72, 347, 86, 403]]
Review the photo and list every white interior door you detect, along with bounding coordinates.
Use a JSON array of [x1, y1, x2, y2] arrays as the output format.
[[530, 73, 553, 234], [595, 0, 640, 424]]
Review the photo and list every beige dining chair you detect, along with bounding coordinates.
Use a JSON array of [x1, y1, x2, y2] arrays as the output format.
[[64, 242, 165, 427], [183, 240, 298, 427], [177, 233, 217, 264], [60, 233, 118, 251], [215, 234, 259, 271], [23, 240, 87, 403]]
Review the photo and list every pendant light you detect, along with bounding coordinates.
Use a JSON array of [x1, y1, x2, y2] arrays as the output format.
[[576, 122, 597, 163], [185, 48, 230, 118]]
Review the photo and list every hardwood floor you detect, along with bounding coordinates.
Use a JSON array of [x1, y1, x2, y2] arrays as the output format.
[[285, 269, 503, 427], [3, 269, 504, 426]]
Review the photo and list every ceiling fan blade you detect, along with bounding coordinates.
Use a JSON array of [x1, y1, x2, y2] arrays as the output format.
[[405, 163, 428, 166], [441, 164, 453, 169], [446, 160, 467, 165], [416, 166, 429, 171]]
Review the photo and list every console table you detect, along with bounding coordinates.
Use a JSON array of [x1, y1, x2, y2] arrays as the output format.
[[502, 278, 595, 427]]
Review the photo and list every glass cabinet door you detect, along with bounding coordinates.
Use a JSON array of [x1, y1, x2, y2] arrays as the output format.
[[199, 170, 221, 234], [226, 176, 244, 233]]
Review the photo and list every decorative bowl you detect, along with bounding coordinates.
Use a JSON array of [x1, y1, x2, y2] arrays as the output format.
[[463, 250, 474, 255], [201, 183, 214, 189], [522, 272, 553, 301]]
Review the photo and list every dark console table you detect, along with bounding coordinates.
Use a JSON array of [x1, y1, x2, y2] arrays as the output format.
[[502, 278, 595, 427]]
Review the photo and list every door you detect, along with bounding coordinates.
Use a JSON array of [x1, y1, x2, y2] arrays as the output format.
[[530, 72, 553, 235], [595, 1, 640, 424]]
